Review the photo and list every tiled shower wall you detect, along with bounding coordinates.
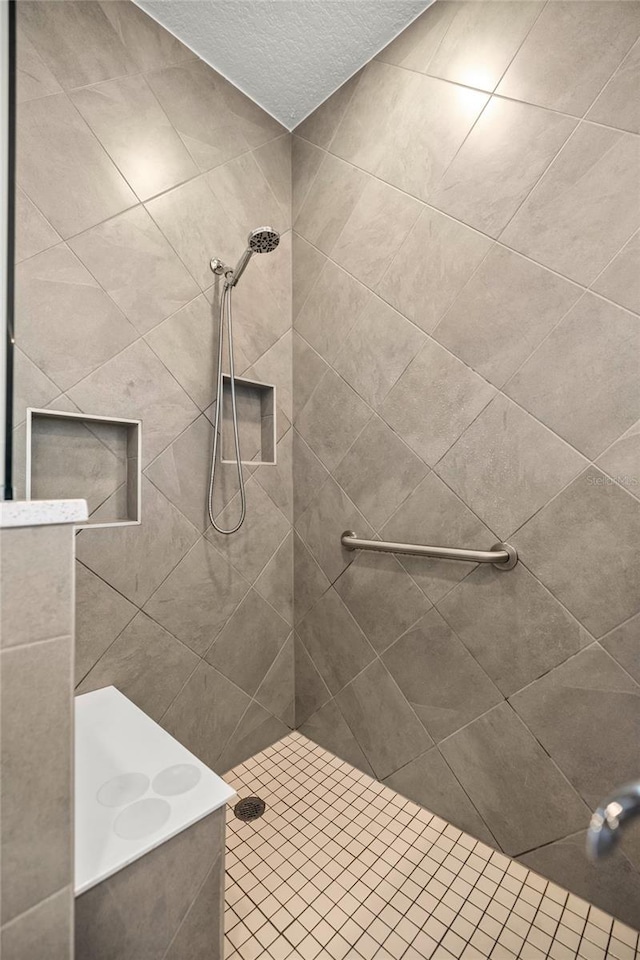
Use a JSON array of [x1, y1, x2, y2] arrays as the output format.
[[14, 0, 294, 773], [291, 0, 640, 927]]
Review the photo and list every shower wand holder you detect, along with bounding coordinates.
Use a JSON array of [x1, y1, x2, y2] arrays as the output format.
[[210, 258, 234, 284]]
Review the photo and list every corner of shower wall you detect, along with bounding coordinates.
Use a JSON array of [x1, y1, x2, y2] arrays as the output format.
[[289, 2, 640, 927], [14, 0, 294, 775]]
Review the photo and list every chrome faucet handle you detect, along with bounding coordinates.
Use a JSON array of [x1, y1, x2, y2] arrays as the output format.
[[586, 780, 640, 860]]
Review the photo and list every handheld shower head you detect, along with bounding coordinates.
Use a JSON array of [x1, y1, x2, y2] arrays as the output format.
[[248, 227, 280, 254], [226, 226, 280, 286]]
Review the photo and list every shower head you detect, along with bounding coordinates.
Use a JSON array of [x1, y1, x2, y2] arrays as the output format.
[[224, 226, 280, 287], [248, 227, 280, 254]]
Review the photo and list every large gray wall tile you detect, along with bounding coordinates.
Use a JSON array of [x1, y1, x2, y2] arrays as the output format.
[[68, 340, 200, 467], [70, 74, 198, 201], [297, 588, 375, 696], [426, 1, 543, 91], [332, 63, 488, 203], [205, 588, 290, 696], [438, 563, 592, 697], [145, 296, 216, 411], [377, 2, 456, 73], [75, 561, 136, 684], [293, 532, 330, 624], [294, 260, 370, 366], [440, 702, 590, 856], [298, 699, 374, 777], [75, 810, 224, 960], [161, 661, 251, 771], [383, 750, 496, 846], [295, 367, 371, 471], [76, 476, 200, 606], [381, 339, 495, 467], [513, 469, 640, 638], [505, 293, 640, 461], [331, 178, 422, 290], [502, 124, 640, 287], [335, 658, 432, 780], [145, 175, 244, 290], [0, 525, 72, 648], [520, 832, 640, 930], [431, 97, 575, 237], [592, 231, 640, 315], [1, 887, 72, 960], [497, 2, 640, 116], [254, 135, 292, 229], [334, 552, 431, 655], [69, 207, 199, 335], [146, 60, 281, 173], [294, 634, 331, 728], [596, 420, 640, 502], [98, 0, 196, 74], [1, 637, 73, 923], [600, 614, 640, 685], [144, 415, 215, 533], [587, 40, 640, 135], [255, 634, 295, 727], [333, 296, 425, 411], [19, 0, 136, 89], [437, 394, 586, 539], [254, 532, 294, 624], [16, 244, 137, 392], [143, 536, 249, 656], [510, 645, 640, 809], [292, 335, 329, 423], [17, 94, 136, 238], [208, 152, 284, 242], [295, 70, 362, 149], [433, 245, 582, 389], [163, 853, 224, 960], [295, 476, 373, 583], [15, 27, 62, 103], [292, 234, 327, 321], [380, 473, 494, 603], [295, 153, 368, 254], [333, 415, 428, 531], [377, 206, 492, 336], [217, 700, 290, 773], [382, 608, 502, 742], [292, 428, 329, 520], [76, 612, 198, 721], [14, 188, 60, 262], [206, 478, 290, 584]]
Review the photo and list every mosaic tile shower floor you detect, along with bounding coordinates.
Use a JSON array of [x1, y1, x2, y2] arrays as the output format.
[[223, 734, 639, 960]]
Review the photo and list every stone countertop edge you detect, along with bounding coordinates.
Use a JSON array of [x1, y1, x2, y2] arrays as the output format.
[[0, 499, 89, 528]]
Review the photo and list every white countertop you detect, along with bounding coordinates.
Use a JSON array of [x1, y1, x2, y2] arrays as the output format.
[[0, 499, 88, 528], [75, 686, 236, 895]]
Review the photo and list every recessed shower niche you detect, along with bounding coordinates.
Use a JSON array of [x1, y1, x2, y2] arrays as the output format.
[[26, 408, 141, 527], [220, 376, 276, 465]]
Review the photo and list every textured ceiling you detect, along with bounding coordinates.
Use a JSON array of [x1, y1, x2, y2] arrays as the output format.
[[135, 0, 433, 129]]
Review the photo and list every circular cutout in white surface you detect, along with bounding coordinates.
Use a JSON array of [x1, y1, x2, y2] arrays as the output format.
[[152, 764, 202, 797], [97, 772, 150, 808], [113, 798, 171, 840]]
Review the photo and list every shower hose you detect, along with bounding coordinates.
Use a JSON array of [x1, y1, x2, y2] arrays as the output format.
[[208, 279, 247, 534]]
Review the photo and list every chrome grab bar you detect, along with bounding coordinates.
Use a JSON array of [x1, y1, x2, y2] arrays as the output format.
[[341, 531, 518, 570]]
